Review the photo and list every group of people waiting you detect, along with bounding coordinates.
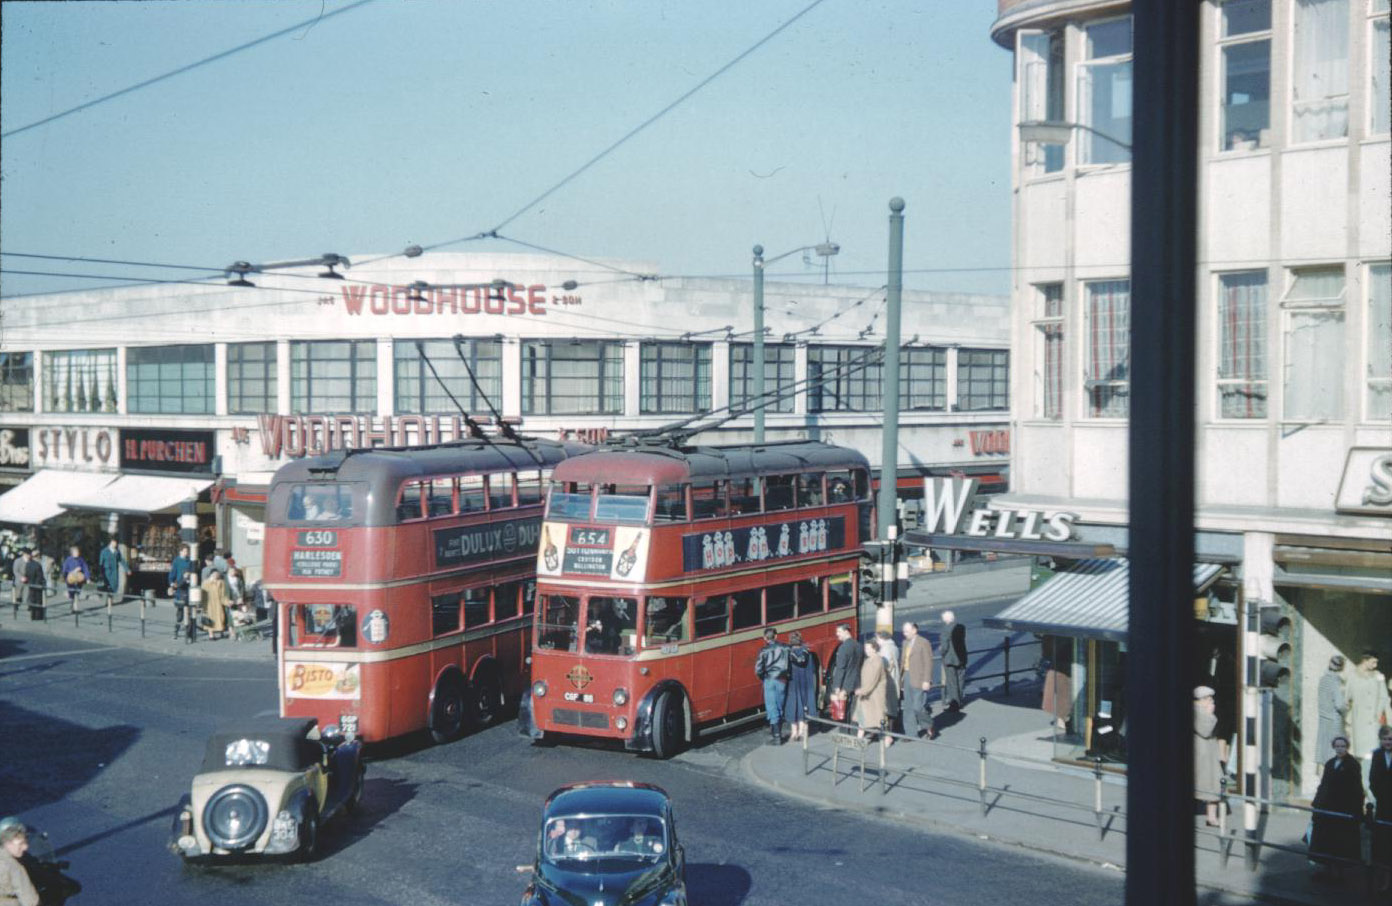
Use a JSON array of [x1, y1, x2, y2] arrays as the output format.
[[753, 612, 969, 746], [168, 545, 256, 642], [7, 539, 129, 620]]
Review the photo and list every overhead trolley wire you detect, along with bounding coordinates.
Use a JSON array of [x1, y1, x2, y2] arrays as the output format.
[[2, 0, 377, 139]]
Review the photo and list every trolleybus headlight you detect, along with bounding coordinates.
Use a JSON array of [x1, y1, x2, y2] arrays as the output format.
[[612, 687, 629, 706], [615, 716, 629, 731], [532, 680, 547, 698]]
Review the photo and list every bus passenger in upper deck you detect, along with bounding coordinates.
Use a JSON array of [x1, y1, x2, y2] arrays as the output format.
[[828, 477, 851, 503]]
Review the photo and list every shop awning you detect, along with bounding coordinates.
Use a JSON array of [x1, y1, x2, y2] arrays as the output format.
[[0, 469, 118, 525], [59, 473, 213, 516], [984, 558, 1226, 643]]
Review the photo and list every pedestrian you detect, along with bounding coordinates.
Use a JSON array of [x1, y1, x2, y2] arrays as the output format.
[[1193, 686, 1224, 827], [1315, 655, 1348, 775], [213, 548, 231, 577], [226, 566, 246, 607], [9, 548, 24, 608], [1308, 736, 1364, 882], [939, 609, 968, 712], [20, 550, 45, 621], [202, 566, 229, 640], [200, 553, 220, 584], [98, 538, 127, 599], [901, 621, 935, 740], [59, 545, 90, 614], [854, 636, 888, 742], [876, 630, 901, 734], [0, 822, 39, 906], [1370, 725, 1392, 893], [168, 544, 194, 641], [786, 631, 818, 741], [1347, 650, 1390, 760], [754, 627, 791, 746], [828, 623, 863, 724]]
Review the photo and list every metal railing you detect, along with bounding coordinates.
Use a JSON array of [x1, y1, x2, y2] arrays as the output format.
[[949, 635, 1041, 697]]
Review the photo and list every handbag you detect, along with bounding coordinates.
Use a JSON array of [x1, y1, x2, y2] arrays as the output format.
[[66, 567, 86, 585], [829, 697, 847, 722]]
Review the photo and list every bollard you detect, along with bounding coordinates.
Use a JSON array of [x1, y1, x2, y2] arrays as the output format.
[[142, 589, 154, 638], [1003, 636, 1012, 695], [1094, 756, 1105, 839], [978, 736, 989, 816]]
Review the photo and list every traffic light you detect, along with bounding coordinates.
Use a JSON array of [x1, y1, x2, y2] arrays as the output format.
[[1251, 602, 1292, 688]]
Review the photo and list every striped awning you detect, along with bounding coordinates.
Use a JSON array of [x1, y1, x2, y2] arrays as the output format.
[[984, 558, 1226, 642]]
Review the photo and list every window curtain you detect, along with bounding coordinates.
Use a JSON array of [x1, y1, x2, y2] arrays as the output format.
[[1373, 17, 1390, 135], [1284, 310, 1345, 419], [1292, 0, 1350, 142], [1086, 281, 1130, 417], [1368, 264, 1392, 420], [1218, 273, 1268, 417]]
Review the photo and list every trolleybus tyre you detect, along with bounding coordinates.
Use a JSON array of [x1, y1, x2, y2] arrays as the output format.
[[429, 674, 468, 744], [650, 690, 685, 759], [470, 672, 503, 729]]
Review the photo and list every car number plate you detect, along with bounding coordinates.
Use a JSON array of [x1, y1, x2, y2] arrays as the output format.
[[563, 692, 594, 703]]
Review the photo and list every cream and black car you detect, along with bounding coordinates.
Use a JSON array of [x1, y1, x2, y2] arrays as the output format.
[[170, 716, 365, 862]]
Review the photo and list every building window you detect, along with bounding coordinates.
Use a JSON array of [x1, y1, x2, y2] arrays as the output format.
[[43, 349, 117, 414], [1032, 284, 1065, 419], [1292, 0, 1350, 143], [640, 342, 711, 414], [1282, 266, 1345, 420], [1220, 0, 1272, 150], [127, 345, 214, 414], [1077, 17, 1133, 165], [521, 340, 623, 416], [291, 340, 377, 413], [0, 352, 34, 413], [808, 345, 882, 412], [1366, 263, 1391, 420], [957, 349, 1009, 411], [394, 338, 502, 414], [1217, 272, 1269, 418], [1020, 29, 1065, 173], [1372, 0, 1391, 134], [730, 343, 796, 413], [228, 342, 277, 414], [1084, 280, 1131, 418], [902, 348, 949, 411]]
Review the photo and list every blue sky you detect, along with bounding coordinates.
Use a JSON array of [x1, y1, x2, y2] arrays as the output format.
[[0, 1, 1012, 298]]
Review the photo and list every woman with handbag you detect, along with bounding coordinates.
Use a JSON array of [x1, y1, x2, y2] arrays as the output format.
[[854, 637, 888, 741], [59, 546, 90, 615]]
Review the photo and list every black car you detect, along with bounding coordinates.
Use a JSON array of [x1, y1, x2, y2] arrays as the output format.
[[519, 781, 687, 906]]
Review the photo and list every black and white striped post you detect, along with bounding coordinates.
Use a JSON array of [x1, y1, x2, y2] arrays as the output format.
[[180, 494, 199, 642]]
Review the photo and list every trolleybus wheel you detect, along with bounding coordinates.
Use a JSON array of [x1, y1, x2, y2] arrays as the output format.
[[650, 690, 685, 759], [471, 673, 503, 729], [429, 674, 467, 744]]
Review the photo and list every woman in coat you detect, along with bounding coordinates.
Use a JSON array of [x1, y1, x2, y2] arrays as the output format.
[[786, 632, 818, 742], [1308, 736, 1365, 880], [854, 637, 887, 740], [1315, 655, 1347, 774], [59, 545, 90, 614], [202, 569, 229, 639], [1193, 686, 1224, 826]]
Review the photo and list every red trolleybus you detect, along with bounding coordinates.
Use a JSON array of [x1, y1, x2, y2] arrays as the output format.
[[518, 439, 873, 757], [265, 438, 584, 744]]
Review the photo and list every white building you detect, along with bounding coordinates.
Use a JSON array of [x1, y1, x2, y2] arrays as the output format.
[[0, 252, 1010, 592], [987, 0, 1390, 796]]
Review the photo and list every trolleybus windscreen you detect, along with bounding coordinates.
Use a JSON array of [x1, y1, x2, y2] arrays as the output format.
[[286, 484, 356, 523], [593, 486, 650, 523]]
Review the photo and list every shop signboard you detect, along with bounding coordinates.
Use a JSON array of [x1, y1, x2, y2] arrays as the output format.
[[922, 476, 1077, 541], [31, 426, 119, 472], [120, 428, 215, 474], [1335, 447, 1392, 517], [256, 413, 523, 460], [0, 428, 31, 469]]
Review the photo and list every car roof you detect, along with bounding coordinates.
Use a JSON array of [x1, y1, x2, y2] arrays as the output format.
[[200, 717, 319, 773], [543, 781, 670, 819]]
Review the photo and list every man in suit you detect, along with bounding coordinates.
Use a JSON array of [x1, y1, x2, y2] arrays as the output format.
[[939, 609, 968, 712], [1371, 725, 1392, 891], [22, 549, 46, 621], [901, 621, 936, 740]]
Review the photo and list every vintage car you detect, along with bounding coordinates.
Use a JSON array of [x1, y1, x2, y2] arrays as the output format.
[[169, 716, 364, 862], [518, 781, 687, 906]]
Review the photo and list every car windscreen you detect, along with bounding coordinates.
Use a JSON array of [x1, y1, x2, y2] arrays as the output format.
[[542, 814, 666, 865]]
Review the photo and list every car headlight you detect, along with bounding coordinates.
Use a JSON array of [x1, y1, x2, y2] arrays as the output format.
[[202, 784, 268, 851], [612, 687, 629, 706], [532, 680, 547, 698]]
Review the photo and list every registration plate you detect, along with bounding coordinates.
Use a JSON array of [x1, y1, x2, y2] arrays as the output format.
[[563, 692, 594, 703]]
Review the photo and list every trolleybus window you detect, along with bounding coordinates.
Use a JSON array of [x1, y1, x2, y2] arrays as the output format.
[[489, 472, 515, 510], [297, 603, 357, 648], [429, 478, 454, 516], [731, 589, 762, 630], [796, 577, 824, 616], [494, 581, 522, 621], [463, 587, 491, 629], [654, 484, 686, 522], [289, 484, 354, 522], [585, 596, 637, 655], [517, 470, 544, 504], [828, 573, 854, 610], [763, 475, 795, 511], [539, 594, 580, 650], [690, 480, 729, 519], [765, 583, 795, 622], [644, 597, 688, 645], [432, 591, 462, 636], [594, 485, 650, 523], [548, 482, 592, 520], [729, 478, 759, 515], [796, 473, 825, 507], [693, 596, 728, 638], [521, 579, 537, 615], [826, 470, 853, 503], [459, 475, 486, 512]]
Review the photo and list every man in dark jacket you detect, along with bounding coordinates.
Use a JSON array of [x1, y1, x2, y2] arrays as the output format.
[[168, 544, 194, 641], [1371, 725, 1392, 889], [754, 628, 791, 745], [939, 610, 968, 712], [22, 550, 46, 620], [828, 623, 863, 723]]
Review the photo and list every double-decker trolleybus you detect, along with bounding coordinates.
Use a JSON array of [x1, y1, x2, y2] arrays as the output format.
[[518, 439, 874, 757], [265, 437, 585, 744]]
